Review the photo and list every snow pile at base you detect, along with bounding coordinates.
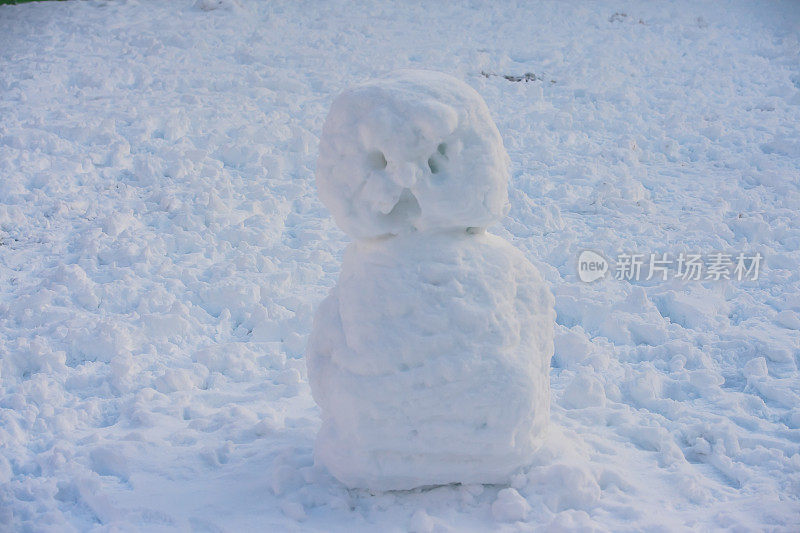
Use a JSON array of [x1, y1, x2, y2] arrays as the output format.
[[316, 70, 510, 239], [307, 232, 554, 489]]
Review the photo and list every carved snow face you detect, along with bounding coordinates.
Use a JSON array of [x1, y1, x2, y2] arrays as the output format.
[[316, 70, 510, 239]]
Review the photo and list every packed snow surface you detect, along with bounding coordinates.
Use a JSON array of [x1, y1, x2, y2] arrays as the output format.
[[1, 0, 800, 531], [308, 231, 554, 490], [316, 70, 510, 239]]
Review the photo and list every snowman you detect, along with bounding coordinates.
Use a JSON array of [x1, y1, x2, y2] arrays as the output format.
[[307, 70, 555, 490]]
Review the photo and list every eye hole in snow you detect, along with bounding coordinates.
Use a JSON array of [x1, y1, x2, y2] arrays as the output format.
[[367, 150, 388, 171], [428, 143, 449, 174]]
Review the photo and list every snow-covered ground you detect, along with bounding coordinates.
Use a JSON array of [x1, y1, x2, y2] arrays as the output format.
[[1, 0, 799, 530]]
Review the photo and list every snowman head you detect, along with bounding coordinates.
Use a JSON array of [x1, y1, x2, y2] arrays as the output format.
[[316, 70, 510, 240]]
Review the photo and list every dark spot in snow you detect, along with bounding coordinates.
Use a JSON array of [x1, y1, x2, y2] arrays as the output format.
[[480, 70, 541, 83]]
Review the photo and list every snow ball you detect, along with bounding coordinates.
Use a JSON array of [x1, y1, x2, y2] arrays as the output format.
[[279, 501, 307, 522], [102, 211, 132, 238], [562, 373, 606, 409], [536, 464, 601, 512], [510, 472, 528, 489], [193, 0, 241, 11], [154, 368, 202, 393], [544, 510, 598, 531], [688, 369, 724, 392], [492, 488, 531, 522], [271, 464, 303, 496], [90, 446, 130, 482], [553, 326, 592, 368], [775, 310, 800, 330], [743, 357, 768, 379], [252, 413, 279, 437], [316, 69, 510, 239], [409, 509, 434, 533]]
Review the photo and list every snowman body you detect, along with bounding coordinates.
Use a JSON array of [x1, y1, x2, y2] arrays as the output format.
[[307, 70, 554, 490]]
